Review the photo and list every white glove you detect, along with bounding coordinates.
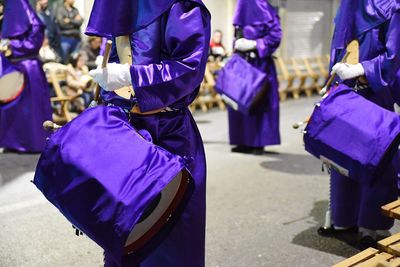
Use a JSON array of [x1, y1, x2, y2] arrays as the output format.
[[89, 63, 131, 92], [95, 55, 104, 66], [331, 63, 365, 81], [234, 38, 257, 52]]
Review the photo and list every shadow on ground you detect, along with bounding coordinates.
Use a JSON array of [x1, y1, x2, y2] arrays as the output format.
[[260, 152, 325, 176], [0, 153, 39, 186], [291, 200, 359, 258]]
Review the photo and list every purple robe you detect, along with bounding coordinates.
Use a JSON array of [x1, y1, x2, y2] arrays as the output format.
[[86, 1, 210, 266], [329, 0, 400, 230], [228, 0, 282, 147], [0, 0, 52, 152]]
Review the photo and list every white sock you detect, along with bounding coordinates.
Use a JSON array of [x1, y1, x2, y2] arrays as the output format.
[[333, 225, 352, 230]]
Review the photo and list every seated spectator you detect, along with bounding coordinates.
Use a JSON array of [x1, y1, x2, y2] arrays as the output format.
[[36, 0, 61, 57], [40, 36, 61, 63], [66, 53, 94, 112], [209, 30, 227, 61], [56, 0, 83, 64], [81, 36, 102, 70]]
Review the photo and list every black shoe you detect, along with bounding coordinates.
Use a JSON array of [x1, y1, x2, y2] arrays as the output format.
[[358, 235, 377, 251], [318, 225, 358, 237], [251, 147, 265, 155], [318, 225, 359, 246], [231, 146, 252, 154]]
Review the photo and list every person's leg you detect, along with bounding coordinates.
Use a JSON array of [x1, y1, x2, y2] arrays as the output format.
[[358, 161, 397, 231], [60, 36, 72, 64], [70, 38, 81, 55], [331, 169, 361, 228]]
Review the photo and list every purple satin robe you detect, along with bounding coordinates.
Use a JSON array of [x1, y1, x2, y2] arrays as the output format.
[[0, 0, 52, 152], [228, 1, 282, 147], [87, 1, 210, 266], [329, 2, 400, 230]]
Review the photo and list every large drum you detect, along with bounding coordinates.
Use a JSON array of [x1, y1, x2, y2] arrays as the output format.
[[304, 84, 400, 185], [215, 54, 268, 114], [33, 105, 193, 262], [0, 54, 25, 106]]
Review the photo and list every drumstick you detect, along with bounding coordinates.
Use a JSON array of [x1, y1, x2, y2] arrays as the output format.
[[292, 118, 310, 129], [94, 40, 113, 103], [319, 51, 351, 96], [43, 120, 62, 131]]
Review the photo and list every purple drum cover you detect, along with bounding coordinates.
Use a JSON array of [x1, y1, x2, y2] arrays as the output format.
[[304, 84, 400, 185], [33, 106, 192, 263], [215, 54, 267, 114], [0, 54, 25, 109]]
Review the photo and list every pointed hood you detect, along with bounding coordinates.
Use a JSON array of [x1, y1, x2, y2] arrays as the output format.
[[2, 0, 43, 38], [233, 0, 276, 27]]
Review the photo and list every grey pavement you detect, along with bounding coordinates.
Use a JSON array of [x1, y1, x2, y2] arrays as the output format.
[[1, 97, 399, 267]]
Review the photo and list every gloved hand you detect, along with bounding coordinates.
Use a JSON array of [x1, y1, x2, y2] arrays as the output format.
[[95, 55, 104, 66], [89, 63, 131, 92], [234, 38, 257, 52], [331, 63, 365, 81]]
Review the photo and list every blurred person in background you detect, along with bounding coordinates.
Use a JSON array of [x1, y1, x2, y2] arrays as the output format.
[[209, 29, 227, 61], [81, 36, 102, 70], [0, 0, 52, 153], [36, 0, 61, 57], [56, 0, 83, 63], [39, 35, 61, 63], [66, 52, 93, 111], [228, 0, 282, 155]]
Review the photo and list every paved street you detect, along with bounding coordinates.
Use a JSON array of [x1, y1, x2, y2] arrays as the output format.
[[1, 97, 399, 267]]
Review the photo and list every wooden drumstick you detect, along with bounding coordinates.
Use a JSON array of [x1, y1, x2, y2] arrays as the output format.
[[43, 120, 62, 131], [319, 40, 360, 95], [94, 40, 113, 103], [292, 118, 310, 129]]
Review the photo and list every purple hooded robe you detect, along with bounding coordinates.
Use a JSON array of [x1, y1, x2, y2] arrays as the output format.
[[0, 0, 52, 152], [85, 0, 210, 266], [329, 0, 400, 230], [228, 0, 282, 148]]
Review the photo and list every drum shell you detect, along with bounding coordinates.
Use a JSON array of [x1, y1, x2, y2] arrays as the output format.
[[304, 84, 400, 185], [0, 54, 25, 109], [215, 54, 268, 114], [33, 106, 192, 262]]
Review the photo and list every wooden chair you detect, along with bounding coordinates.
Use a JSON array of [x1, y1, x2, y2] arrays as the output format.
[[303, 57, 325, 93], [44, 63, 82, 124], [274, 57, 292, 101], [291, 57, 316, 97], [191, 64, 225, 112], [275, 57, 298, 100]]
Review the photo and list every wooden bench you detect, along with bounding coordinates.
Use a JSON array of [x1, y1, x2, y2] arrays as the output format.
[[382, 200, 400, 220], [333, 247, 400, 267]]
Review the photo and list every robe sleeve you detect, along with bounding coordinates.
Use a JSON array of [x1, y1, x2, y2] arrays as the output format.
[[255, 14, 282, 59], [130, 2, 210, 112], [361, 12, 400, 93], [9, 25, 44, 58]]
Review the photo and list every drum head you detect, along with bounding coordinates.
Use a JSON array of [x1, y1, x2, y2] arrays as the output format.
[[0, 71, 25, 103], [124, 170, 190, 254]]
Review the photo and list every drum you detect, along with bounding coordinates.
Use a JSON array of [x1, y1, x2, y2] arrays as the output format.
[[33, 105, 193, 262], [304, 84, 400, 186], [0, 54, 25, 105], [215, 54, 268, 114]]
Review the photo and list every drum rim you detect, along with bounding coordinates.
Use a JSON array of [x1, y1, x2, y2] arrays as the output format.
[[123, 169, 191, 255], [0, 72, 25, 103]]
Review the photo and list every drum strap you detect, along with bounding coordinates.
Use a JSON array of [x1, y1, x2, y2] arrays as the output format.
[[9, 54, 39, 63]]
